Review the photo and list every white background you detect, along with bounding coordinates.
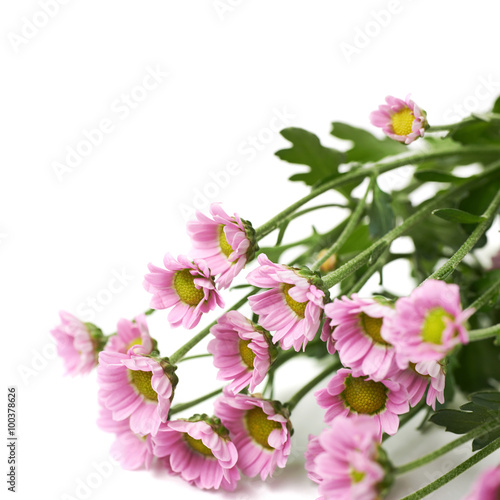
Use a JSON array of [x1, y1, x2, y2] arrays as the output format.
[[2, 1, 500, 499]]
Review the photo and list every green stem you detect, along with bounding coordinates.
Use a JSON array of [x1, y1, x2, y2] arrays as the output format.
[[468, 324, 500, 342], [468, 276, 500, 313], [311, 177, 373, 272], [427, 113, 500, 132], [321, 163, 500, 290], [395, 423, 496, 474], [169, 387, 224, 416], [177, 353, 213, 363], [426, 189, 500, 281], [400, 436, 500, 500], [286, 361, 340, 412], [347, 248, 390, 295], [254, 145, 500, 240], [169, 291, 254, 365]]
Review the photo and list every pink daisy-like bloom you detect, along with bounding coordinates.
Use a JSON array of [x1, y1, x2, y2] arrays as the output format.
[[247, 254, 325, 352], [208, 311, 276, 394], [97, 406, 155, 470], [97, 350, 177, 436], [105, 314, 154, 355], [324, 295, 397, 381], [464, 465, 500, 500], [214, 392, 292, 480], [370, 95, 428, 144], [144, 253, 224, 329], [305, 416, 391, 500], [153, 416, 240, 491], [382, 279, 474, 369], [392, 360, 445, 410], [50, 311, 105, 376], [315, 368, 409, 439], [320, 321, 337, 355], [187, 203, 257, 289]]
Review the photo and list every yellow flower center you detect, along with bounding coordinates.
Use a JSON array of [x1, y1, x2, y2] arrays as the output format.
[[391, 107, 414, 136], [282, 283, 307, 319], [183, 434, 215, 457], [218, 225, 233, 258], [342, 375, 388, 415], [245, 407, 281, 450], [360, 313, 390, 346], [125, 336, 142, 351], [350, 469, 366, 483], [239, 339, 256, 369], [174, 269, 205, 306], [128, 370, 158, 402], [421, 307, 453, 345]]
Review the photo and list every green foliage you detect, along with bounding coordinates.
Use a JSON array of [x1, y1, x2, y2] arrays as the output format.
[[413, 170, 466, 183], [432, 208, 486, 224], [453, 339, 500, 393], [368, 181, 395, 238], [275, 128, 344, 186], [330, 122, 405, 163], [430, 391, 500, 451]]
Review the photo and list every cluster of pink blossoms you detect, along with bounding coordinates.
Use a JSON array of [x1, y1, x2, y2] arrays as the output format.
[[307, 279, 473, 499], [144, 203, 258, 329], [50, 195, 478, 497], [92, 312, 292, 489]]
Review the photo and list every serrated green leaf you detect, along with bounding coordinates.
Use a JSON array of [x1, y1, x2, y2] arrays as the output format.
[[276, 128, 344, 187], [330, 122, 406, 163], [430, 390, 500, 450], [368, 181, 395, 238], [432, 208, 486, 224], [414, 170, 465, 183]]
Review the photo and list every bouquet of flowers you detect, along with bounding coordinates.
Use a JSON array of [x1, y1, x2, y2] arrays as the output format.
[[51, 95, 500, 499]]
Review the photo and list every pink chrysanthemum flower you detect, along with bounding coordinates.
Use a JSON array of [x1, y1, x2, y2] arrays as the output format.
[[370, 95, 428, 144], [105, 314, 155, 355], [392, 360, 445, 410], [320, 321, 337, 355], [153, 416, 240, 491], [214, 392, 292, 480], [187, 203, 258, 289], [305, 416, 392, 500], [97, 350, 177, 436], [208, 311, 276, 394], [50, 311, 105, 376], [324, 295, 397, 381], [247, 254, 325, 352], [97, 406, 154, 470], [464, 465, 500, 500], [382, 279, 474, 369], [315, 368, 409, 439], [144, 254, 224, 329]]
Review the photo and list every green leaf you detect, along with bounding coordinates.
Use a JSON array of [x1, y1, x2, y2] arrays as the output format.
[[430, 390, 500, 450], [413, 170, 465, 183], [330, 122, 406, 163], [432, 208, 486, 224], [336, 224, 372, 255], [454, 339, 500, 393], [276, 128, 344, 187], [368, 181, 395, 238]]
